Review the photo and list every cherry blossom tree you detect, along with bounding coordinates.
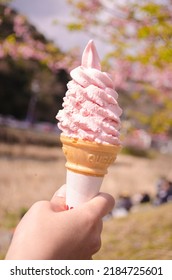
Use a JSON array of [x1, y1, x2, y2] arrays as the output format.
[[0, 4, 73, 122], [0, 4, 75, 72], [67, 0, 172, 134]]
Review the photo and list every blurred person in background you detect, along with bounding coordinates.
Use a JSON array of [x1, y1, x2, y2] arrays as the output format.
[[154, 176, 172, 205]]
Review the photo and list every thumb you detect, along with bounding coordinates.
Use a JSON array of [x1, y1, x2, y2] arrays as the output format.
[[50, 185, 66, 212], [52, 184, 66, 199], [82, 192, 115, 219]]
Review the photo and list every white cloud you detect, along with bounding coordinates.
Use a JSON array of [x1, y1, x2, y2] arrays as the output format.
[[10, 0, 109, 57], [30, 15, 91, 52], [11, 0, 69, 17]]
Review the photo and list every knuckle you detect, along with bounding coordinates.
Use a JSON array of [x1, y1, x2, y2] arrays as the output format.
[[84, 214, 102, 254], [85, 211, 98, 230], [91, 235, 102, 254]]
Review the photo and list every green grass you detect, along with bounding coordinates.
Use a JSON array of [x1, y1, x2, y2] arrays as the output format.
[[0, 207, 28, 229], [95, 203, 172, 260], [0, 125, 61, 147], [1, 204, 172, 260], [121, 146, 156, 158], [0, 207, 29, 260]]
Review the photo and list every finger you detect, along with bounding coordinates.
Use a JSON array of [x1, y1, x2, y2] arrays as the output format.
[[52, 184, 66, 199], [50, 185, 66, 212], [83, 192, 115, 219]]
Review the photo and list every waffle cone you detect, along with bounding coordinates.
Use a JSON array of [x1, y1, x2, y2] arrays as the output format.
[[60, 134, 121, 177]]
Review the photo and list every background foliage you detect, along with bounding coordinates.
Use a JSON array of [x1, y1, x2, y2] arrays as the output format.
[[67, 0, 172, 134], [0, 1, 172, 133], [0, 3, 70, 123]]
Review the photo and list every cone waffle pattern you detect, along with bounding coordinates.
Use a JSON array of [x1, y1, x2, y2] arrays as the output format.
[[61, 134, 121, 177]]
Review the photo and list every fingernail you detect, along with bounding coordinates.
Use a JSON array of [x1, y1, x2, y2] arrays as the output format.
[[65, 205, 74, 210], [65, 205, 69, 210], [55, 185, 66, 198]]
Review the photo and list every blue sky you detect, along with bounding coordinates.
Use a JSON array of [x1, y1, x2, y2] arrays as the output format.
[[9, 0, 107, 57]]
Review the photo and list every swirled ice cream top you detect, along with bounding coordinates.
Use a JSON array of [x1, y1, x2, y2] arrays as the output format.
[[56, 40, 122, 145]]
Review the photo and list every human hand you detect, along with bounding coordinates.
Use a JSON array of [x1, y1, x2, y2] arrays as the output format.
[[5, 185, 114, 260]]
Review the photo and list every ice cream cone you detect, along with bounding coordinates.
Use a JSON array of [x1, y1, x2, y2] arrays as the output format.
[[56, 40, 123, 208], [60, 134, 121, 208]]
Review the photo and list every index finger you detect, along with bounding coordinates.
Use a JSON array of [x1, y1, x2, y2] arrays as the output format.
[[82, 192, 115, 219]]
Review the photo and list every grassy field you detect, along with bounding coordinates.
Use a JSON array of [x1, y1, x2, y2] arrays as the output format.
[[0, 138, 172, 259], [0, 125, 60, 146], [95, 203, 172, 260]]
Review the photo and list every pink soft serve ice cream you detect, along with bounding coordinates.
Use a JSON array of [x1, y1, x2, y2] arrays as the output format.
[[56, 40, 122, 145]]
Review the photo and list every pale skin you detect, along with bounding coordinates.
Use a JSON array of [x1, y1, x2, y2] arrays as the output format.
[[5, 185, 115, 260]]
